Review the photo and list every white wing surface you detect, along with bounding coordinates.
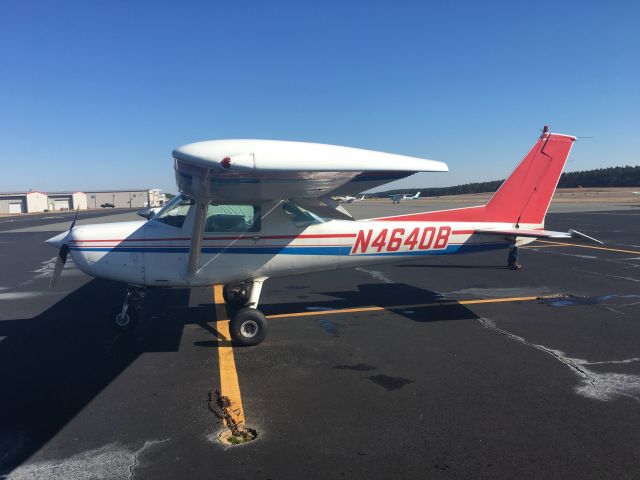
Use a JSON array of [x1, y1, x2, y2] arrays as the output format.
[[172, 139, 447, 202]]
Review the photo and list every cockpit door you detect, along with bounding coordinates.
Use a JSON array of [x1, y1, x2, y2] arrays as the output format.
[[196, 203, 265, 285]]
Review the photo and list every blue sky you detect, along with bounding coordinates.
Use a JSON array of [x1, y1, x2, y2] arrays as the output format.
[[1, 0, 638, 194]]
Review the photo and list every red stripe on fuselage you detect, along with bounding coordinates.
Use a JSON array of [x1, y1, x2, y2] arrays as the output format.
[[69, 233, 358, 244]]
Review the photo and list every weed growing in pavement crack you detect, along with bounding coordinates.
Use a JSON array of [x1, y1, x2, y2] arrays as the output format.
[[208, 390, 257, 445]]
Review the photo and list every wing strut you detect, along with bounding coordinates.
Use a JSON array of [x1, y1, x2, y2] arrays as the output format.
[[187, 175, 210, 276]]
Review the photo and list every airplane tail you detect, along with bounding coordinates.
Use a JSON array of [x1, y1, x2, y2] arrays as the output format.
[[413, 192, 421, 199], [377, 128, 576, 227]]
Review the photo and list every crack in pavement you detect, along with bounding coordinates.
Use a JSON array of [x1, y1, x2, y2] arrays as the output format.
[[4, 439, 169, 480], [128, 440, 168, 479], [478, 318, 640, 403]]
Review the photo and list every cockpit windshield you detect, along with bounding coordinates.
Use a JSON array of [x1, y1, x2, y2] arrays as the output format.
[[153, 195, 194, 228]]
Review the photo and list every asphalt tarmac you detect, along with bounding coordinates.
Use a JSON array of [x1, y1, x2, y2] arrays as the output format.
[[1, 204, 639, 479], [0, 208, 139, 233]]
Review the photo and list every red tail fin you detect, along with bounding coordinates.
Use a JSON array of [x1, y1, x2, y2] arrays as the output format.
[[378, 129, 576, 226]]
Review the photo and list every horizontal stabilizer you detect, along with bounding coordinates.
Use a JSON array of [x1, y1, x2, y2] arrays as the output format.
[[568, 229, 604, 244], [475, 227, 603, 243], [475, 228, 572, 239]]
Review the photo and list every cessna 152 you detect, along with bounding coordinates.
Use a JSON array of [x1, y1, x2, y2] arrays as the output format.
[[46, 127, 599, 346], [390, 191, 421, 204]]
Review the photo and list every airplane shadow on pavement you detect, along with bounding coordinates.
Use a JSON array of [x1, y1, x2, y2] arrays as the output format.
[[0, 279, 201, 475], [258, 282, 479, 323], [0, 280, 479, 474]]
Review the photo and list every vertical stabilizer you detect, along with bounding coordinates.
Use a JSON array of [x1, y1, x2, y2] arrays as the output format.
[[484, 128, 576, 226]]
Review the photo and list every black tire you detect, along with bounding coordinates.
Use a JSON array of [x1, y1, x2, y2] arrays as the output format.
[[223, 283, 249, 307], [110, 305, 139, 332], [229, 308, 268, 346]]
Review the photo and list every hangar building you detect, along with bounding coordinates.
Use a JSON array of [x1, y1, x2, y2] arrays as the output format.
[[0, 189, 164, 214], [85, 190, 155, 209], [0, 191, 48, 214], [46, 192, 88, 211]]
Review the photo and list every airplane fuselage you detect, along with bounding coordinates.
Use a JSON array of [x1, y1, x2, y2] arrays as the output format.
[[60, 202, 534, 287]]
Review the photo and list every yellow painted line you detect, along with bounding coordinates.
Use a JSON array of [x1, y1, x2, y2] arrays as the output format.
[[267, 305, 385, 319], [534, 239, 640, 255], [213, 284, 245, 427], [458, 296, 538, 305], [266, 296, 539, 320]]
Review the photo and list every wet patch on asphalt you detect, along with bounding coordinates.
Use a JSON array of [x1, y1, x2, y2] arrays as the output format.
[[317, 318, 339, 337], [366, 374, 414, 391], [537, 293, 640, 309], [537, 293, 614, 307]]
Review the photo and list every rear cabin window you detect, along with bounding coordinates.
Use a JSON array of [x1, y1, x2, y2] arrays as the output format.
[[153, 195, 193, 228], [205, 204, 261, 233]]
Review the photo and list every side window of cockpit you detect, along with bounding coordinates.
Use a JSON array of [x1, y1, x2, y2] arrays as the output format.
[[205, 204, 261, 233], [153, 196, 194, 228]]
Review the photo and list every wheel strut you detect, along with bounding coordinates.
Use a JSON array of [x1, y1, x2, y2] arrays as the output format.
[[111, 285, 145, 331]]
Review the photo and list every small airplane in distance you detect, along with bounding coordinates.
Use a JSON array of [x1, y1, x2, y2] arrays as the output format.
[[333, 195, 365, 203], [390, 191, 421, 204], [46, 126, 601, 347]]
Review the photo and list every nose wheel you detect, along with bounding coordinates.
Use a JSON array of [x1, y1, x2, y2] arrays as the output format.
[[226, 277, 268, 346], [110, 285, 145, 331], [110, 305, 139, 331]]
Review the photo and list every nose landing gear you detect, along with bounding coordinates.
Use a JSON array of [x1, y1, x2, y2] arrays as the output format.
[[110, 285, 146, 331], [225, 277, 268, 346]]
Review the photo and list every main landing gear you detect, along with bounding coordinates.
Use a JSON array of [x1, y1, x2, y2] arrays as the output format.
[[508, 244, 522, 270], [223, 277, 268, 347], [110, 285, 145, 331]]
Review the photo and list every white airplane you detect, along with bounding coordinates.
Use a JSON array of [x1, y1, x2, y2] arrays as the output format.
[[46, 127, 600, 346], [390, 191, 421, 204], [333, 194, 365, 203]]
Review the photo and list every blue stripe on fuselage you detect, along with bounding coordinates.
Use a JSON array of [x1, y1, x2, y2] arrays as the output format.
[[69, 242, 509, 256]]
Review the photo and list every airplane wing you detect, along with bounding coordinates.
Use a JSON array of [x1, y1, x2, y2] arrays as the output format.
[[172, 139, 448, 203], [475, 227, 603, 243]]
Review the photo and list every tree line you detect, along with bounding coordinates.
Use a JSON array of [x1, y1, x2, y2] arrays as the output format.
[[371, 165, 640, 198]]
